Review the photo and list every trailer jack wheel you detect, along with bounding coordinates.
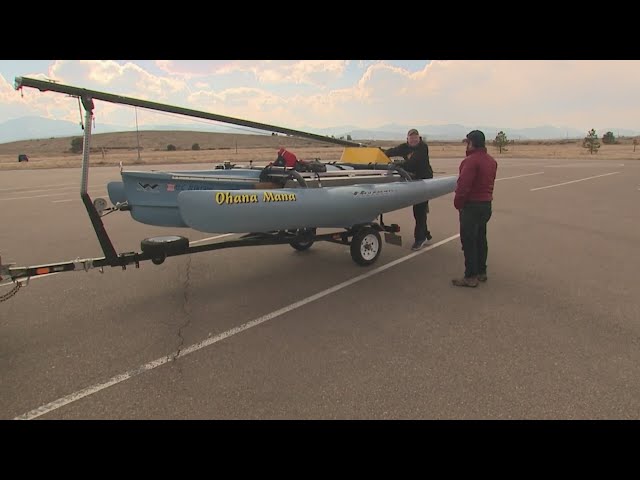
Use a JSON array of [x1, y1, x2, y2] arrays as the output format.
[[289, 228, 317, 251], [350, 227, 381, 266], [151, 254, 166, 265], [141, 235, 189, 262]]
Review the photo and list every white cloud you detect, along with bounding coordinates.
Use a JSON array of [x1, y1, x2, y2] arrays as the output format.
[[0, 74, 43, 120], [207, 60, 349, 86], [7, 61, 191, 127], [314, 60, 640, 130], [50, 60, 186, 99], [3, 60, 639, 133], [154, 60, 221, 78]]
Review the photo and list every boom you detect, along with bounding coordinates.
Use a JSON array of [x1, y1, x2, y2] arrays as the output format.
[[14, 76, 364, 148]]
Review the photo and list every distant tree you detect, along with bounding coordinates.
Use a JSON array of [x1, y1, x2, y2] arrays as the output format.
[[192, 143, 200, 151], [602, 131, 616, 144], [633, 138, 638, 152], [167, 144, 177, 151], [582, 129, 600, 154], [493, 131, 509, 153], [346, 134, 353, 141], [70, 136, 83, 154]]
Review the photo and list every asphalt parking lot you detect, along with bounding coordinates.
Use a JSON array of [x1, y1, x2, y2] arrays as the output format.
[[1, 157, 638, 419]]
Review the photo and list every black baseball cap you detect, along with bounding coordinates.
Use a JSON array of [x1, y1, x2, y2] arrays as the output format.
[[407, 128, 419, 136], [465, 130, 485, 147]]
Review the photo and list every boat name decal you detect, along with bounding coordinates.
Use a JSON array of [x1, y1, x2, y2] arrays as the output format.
[[167, 183, 215, 192], [352, 189, 394, 196], [216, 192, 259, 204], [215, 191, 297, 205], [262, 191, 297, 203], [171, 176, 246, 182]]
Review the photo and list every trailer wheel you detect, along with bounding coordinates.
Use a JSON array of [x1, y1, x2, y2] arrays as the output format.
[[289, 228, 316, 251], [350, 227, 381, 266], [141, 235, 189, 261]]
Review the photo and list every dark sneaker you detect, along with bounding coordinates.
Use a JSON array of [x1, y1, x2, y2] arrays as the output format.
[[426, 233, 433, 241], [411, 239, 427, 251], [478, 274, 488, 282], [451, 277, 479, 287]]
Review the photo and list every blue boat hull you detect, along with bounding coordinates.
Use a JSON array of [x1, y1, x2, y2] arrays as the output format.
[[177, 176, 458, 233], [107, 165, 404, 228], [109, 169, 265, 227]]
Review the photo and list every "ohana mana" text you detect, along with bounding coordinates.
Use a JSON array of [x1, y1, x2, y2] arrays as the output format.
[[215, 191, 297, 205]]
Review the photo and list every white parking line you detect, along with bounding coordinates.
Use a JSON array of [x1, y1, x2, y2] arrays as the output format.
[[530, 172, 620, 191], [496, 172, 544, 181], [0, 182, 77, 192], [0, 186, 105, 197], [48, 190, 108, 203], [546, 163, 625, 168], [189, 234, 234, 245], [0, 192, 70, 201], [14, 233, 461, 420]]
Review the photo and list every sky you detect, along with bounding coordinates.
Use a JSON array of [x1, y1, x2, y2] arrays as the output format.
[[1, 60, 639, 133]]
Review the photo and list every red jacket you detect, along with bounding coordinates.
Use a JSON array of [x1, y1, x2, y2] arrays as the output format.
[[454, 148, 498, 210], [276, 148, 298, 168]]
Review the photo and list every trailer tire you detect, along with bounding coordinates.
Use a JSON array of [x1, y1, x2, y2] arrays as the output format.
[[141, 235, 189, 260], [350, 227, 381, 266]]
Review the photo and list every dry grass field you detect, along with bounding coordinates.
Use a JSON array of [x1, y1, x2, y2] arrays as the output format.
[[0, 130, 638, 170]]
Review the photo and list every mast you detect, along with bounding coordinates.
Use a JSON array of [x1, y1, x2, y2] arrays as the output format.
[[14, 76, 363, 148]]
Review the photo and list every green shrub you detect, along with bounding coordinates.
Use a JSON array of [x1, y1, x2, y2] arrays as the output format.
[[70, 137, 83, 153]]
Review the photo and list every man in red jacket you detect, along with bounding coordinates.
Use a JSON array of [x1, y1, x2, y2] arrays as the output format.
[[452, 130, 498, 287]]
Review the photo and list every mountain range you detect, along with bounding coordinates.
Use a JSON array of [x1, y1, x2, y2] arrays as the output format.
[[1, 116, 638, 144]]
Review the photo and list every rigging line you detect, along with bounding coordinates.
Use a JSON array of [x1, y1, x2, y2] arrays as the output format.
[[77, 97, 84, 130]]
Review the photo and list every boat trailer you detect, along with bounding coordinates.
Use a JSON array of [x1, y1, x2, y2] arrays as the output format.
[[0, 78, 405, 298]]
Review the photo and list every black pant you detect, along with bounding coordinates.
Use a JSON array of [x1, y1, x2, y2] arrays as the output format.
[[459, 202, 492, 277], [413, 201, 430, 242]]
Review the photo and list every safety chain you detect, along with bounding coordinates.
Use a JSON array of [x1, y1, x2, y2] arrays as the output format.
[[0, 282, 22, 302]]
